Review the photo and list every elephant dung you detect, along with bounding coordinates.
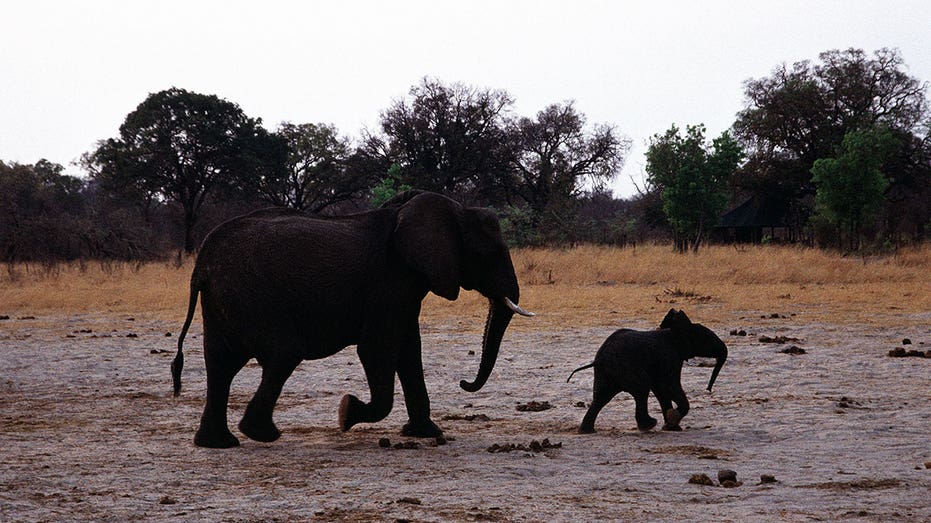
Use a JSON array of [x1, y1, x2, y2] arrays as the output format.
[[688, 474, 715, 486], [718, 469, 738, 483]]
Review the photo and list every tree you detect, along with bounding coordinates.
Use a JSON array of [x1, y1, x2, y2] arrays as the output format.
[[255, 122, 367, 212], [368, 78, 515, 202], [85, 87, 285, 252], [509, 102, 629, 237], [0, 160, 88, 261], [646, 124, 743, 252], [733, 48, 929, 238], [810, 127, 898, 250]]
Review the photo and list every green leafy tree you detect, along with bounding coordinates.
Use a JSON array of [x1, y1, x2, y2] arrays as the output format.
[[646, 124, 743, 252], [371, 163, 412, 207], [85, 87, 285, 252], [810, 127, 898, 250]]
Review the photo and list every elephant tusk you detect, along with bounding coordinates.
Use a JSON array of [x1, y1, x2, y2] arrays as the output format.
[[504, 297, 536, 317]]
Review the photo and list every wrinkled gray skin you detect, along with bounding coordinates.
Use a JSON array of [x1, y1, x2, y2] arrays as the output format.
[[567, 309, 727, 433], [172, 190, 526, 448]]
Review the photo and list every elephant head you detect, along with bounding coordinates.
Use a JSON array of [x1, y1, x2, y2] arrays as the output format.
[[387, 190, 533, 392], [660, 309, 727, 391]]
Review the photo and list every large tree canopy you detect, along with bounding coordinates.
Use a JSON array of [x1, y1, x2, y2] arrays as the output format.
[[733, 48, 929, 201], [86, 87, 286, 252], [255, 122, 368, 212], [510, 102, 629, 228], [367, 78, 515, 202]]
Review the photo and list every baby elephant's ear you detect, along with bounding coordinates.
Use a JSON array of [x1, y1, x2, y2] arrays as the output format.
[[660, 309, 692, 330]]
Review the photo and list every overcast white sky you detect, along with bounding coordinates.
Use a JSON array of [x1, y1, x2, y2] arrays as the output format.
[[2, 1, 930, 197]]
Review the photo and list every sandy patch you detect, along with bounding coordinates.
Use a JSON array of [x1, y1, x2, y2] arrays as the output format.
[[1, 310, 929, 521]]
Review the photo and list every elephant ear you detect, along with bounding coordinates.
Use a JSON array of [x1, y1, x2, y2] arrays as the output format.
[[393, 192, 462, 301], [660, 308, 692, 330]]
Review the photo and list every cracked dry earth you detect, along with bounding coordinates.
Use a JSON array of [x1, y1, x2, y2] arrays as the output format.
[[1, 312, 930, 522]]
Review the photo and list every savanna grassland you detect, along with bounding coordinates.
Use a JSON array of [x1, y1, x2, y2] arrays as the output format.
[[2, 245, 930, 522], [2, 244, 929, 329]]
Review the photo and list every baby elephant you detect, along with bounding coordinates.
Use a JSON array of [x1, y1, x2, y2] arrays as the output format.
[[567, 309, 727, 433]]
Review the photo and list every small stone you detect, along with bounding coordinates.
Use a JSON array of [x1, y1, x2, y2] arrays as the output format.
[[888, 347, 907, 357], [165, 332, 172, 337], [378, 437, 391, 448], [925, 461, 931, 469], [760, 474, 777, 484], [720, 480, 742, 488], [902, 338, 912, 345], [688, 473, 714, 486], [575, 401, 587, 408], [468, 350, 475, 355], [158, 496, 177, 505], [397, 497, 422, 505], [126, 333, 138, 338], [718, 469, 738, 483]]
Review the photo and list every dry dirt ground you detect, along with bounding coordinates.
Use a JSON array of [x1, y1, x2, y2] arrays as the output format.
[[1, 306, 930, 522]]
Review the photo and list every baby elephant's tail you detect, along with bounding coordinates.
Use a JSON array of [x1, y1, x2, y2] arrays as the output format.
[[566, 362, 595, 383]]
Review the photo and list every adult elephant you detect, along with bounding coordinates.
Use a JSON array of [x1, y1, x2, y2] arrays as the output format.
[[171, 190, 533, 448]]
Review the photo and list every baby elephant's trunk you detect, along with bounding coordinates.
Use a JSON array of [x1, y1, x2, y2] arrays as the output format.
[[706, 354, 726, 391]]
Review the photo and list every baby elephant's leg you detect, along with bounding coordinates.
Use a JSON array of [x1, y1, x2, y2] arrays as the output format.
[[579, 381, 618, 434], [632, 389, 657, 431], [655, 386, 687, 431]]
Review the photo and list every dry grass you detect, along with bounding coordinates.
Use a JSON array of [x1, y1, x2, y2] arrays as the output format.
[[2, 244, 929, 329]]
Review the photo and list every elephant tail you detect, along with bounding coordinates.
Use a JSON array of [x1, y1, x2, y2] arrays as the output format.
[[172, 272, 200, 397], [566, 362, 595, 383]]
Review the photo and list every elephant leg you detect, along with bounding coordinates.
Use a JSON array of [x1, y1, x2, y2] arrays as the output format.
[[578, 381, 619, 434], [239, 355, 300, 443], [195, 335, 248, 448], [396, 329, 442, 437], [339, 342, 397, 432], [632, 389, 657, 431], [654, 388, 681, 431]]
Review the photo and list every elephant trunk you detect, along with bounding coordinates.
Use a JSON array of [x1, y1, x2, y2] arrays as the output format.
[[706, 353, 726, 392], [459, 298, 514, 392]]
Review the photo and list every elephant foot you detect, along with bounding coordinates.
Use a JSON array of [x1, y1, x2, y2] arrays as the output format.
[[637, 416, 658, 432], [194, 425, 241, 449], [338, 394, 365, 432], [239, 417, 282, 443], [401, 419, 443, 438], [662, 408, 682, 431]]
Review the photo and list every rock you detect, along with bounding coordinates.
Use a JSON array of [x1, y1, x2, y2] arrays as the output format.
[[397, 497, 422, 505], [467, 350, 475, 355], [158, 496, 177, 505], [780, 346, 806, 355], [0, 315, 9, 320], [688, 473, 714, 486], [165, 332, 172, 337], [760, 474, 778, 484], [720, 480, 742, 488], [378, 437, 391, 448], [717, 469, 738, 483], [925, 461, 931, 469], [575, 401, 587, 408], [902, 338, 912, 345]]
